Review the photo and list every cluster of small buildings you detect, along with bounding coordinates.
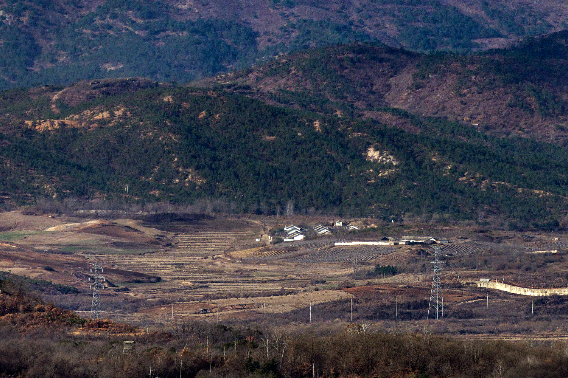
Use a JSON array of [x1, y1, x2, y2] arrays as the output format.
[[279, 221, 360, 242], [267, 221, 451, 245], [283, 225, 305, 241]]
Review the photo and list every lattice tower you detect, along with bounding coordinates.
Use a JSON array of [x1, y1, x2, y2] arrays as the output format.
[[427, 245, 443, 320], [89, 262, 105, 319]]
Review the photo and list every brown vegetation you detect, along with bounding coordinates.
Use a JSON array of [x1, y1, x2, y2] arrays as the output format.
[[3, 211, 568, 375]]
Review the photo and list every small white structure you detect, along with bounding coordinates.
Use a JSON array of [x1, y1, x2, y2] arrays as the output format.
[[284, 234, 305, 242], [400, 236, 435, 245], [287, 230, 302, 238], [123, 341, 135, 353], [284, 225, 301, 233], [282, 225, 305, 241], [313, 225, 331, 235]]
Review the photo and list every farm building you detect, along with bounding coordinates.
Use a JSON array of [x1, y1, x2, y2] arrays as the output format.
[[284, 225, 301, 234], [313, 224, 331, 235], [284, 234, 305, 242], [282, 224, 305, 241], [400, 236, 436, 245]]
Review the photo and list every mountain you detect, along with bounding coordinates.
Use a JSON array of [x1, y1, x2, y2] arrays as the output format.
[[206, 32, 568, 146], [1, 0, 568, 88], [2, 10, 568, 227], [2, 68, 568, 228]]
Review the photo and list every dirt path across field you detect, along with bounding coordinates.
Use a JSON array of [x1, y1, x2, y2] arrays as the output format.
[[143, 289, 354, 320]]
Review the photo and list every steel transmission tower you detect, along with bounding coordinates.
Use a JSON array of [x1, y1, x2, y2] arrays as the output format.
[[427, 245, 443, 320], [89, 262, 105, 319]]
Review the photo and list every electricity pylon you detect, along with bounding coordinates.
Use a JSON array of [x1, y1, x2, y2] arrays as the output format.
[[427, 245, 443, 320], [89, 262, 105, 319]]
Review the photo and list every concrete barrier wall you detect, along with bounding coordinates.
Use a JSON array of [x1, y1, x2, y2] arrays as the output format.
[[335, 241, 393, 246], [476, 281, 568, 296]]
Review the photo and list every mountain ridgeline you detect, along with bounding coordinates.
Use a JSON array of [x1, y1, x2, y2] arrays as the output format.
[[211, 35, 568, 145], [1, 0, 568, 89]]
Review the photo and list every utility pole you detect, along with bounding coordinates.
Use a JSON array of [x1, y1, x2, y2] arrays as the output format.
[[427, 246, 443, 320], [309, 302, 312, 323], [395, 297, 398, 320], [353, 257, 357, 274]]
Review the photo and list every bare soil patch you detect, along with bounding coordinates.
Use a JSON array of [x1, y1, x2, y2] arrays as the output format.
[[0, 211, 63, 231]]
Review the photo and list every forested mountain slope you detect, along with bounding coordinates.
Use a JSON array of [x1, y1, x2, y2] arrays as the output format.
[[210, 34, 568, 145], [1, 0, 568, 88], [2, 77, 568, 229]]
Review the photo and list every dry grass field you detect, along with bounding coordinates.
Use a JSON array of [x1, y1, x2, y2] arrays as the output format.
[[3, 210, 568, 339]]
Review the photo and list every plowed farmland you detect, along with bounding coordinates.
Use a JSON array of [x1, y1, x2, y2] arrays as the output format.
[[3, 211, 568, 339]]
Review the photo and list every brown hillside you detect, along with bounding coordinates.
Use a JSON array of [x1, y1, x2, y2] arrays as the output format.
[[159, 0, 568, 50], [211, 41, 568, 145]]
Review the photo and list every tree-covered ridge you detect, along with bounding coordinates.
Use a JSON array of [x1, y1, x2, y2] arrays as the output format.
[[2, 82, 568, 228], [0, 0, 566, 89], [0, 0, 260, 89], [213, 37, 568, 146]]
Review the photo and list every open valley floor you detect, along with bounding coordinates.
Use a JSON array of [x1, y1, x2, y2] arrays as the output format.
[[2, 210, 568, 340]]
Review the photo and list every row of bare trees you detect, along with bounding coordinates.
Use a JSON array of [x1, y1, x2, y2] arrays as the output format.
[[2, 318, 568, 378]]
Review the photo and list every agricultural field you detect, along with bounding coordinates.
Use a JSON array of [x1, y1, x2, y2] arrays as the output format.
[[2, 210, 568, 339]]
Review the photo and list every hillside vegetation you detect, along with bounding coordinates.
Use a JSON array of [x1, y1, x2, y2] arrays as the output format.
[[2, 274, 568, 378], [3, 24, 568, 227], [212, 34, 568, 145], [1, 0, 568, 88], [2, 72, 568, 228]]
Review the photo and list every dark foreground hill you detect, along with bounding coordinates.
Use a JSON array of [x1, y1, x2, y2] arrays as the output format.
[[2, 273, 568, 378], [2, 73, 568, 228]]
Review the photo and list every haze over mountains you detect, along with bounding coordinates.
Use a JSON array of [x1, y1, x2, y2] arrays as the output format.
[[2, 0, 568, 228]]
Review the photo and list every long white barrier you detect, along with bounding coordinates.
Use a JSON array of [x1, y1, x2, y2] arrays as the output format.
[[476, 280, 568, 296], [335, 241, 394, 246]]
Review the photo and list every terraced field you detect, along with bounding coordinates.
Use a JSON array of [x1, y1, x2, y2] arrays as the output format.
[[99, 227, 350, 308], [174, 230, 255, 254], [441, 242, 493, 256], [7, 210, 568, 337], [285, 245, 396, 264]]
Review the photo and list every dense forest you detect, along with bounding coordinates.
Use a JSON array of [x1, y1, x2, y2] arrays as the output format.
[[0, 0, 565, 89], [2, 78, 568, 229]]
